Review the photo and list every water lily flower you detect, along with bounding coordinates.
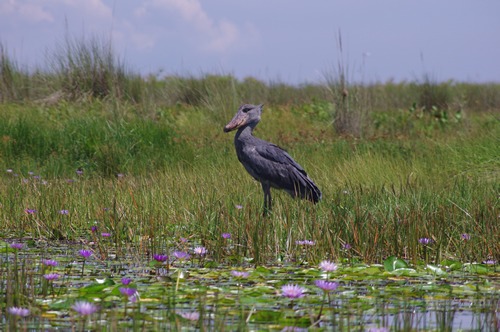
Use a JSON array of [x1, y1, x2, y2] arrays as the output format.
[[42, 259, 58, 267], [79, 250, 92, 258], [121, 277, 132, 285], [222, 233, 231, 239], [319, 260, 338, 272], [8, 307, 30, 317], [178, 311, 200, 321], [314, 280, 338, 292], [194, 247, 207, 256], [281, 284, 305, 299], [72, 301, 97, 316], [119, 287, 137, 297], [231, 271, 250, 278], [43, 273, 60, 281], [418, 237, 433, 245], [10, 243, 23, 250], [282, 327, 308, 332], [173, 251, 190, 260], [153, 254, 168, 262], [366, 328, 389, 332]]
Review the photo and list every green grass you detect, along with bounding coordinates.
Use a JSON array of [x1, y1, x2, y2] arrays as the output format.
[[0, 99, 498, 266]]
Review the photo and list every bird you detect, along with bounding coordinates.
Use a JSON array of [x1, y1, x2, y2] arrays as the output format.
[[224, 103, 321, 214]]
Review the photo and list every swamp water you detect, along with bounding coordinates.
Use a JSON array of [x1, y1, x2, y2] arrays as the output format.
[[1, 241, 498, 331]]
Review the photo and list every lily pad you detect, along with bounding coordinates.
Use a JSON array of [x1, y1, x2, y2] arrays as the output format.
[[383, 256, 409, 272]]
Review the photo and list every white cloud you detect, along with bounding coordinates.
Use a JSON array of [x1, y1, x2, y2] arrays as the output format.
[[0, 0, 53, 23], [205, 19, 239, 53], [144, 0, 244, 53], [0, 0, 113, 25], [113, 21, 156, 52]]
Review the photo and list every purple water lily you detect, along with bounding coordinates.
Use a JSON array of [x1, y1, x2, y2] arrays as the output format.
[[79, 249, 92, 258], [281, 284, 305, 299], [314, 280, 338, 292], [8, 307, 30, 317], [42, 259, 58, 267], [121, 277, 132, 285], [43, 273, 60, 281], [119, 287, 137, 297], [153, 254, 168, 262], [173, 251, 191, 261], [72, 301, 97, 316], [194, 247, 207, 256], [231, 271, 250, 278], [319, 260, 338, 272], [10, 243, 23, 250], [178, 311, 200, 321]]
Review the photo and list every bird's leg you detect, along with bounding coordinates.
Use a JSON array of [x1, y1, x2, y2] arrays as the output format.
[[261, 182, 272, 216]]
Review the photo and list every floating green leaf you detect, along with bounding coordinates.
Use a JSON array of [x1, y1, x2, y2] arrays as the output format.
[[463, 263, 491, 274], [384, 256, 409, 272], [426, 264, 447, 276], [440, 259, 462, 270]]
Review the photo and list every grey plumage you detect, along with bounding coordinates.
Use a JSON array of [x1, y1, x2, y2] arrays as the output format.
[[224, 103, 321, 213]]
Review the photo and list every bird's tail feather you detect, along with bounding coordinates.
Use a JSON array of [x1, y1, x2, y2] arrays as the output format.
[[289, 171, 322, 203]]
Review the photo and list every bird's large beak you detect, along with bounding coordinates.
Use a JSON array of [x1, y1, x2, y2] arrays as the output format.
[[223, 112, 247, 133]]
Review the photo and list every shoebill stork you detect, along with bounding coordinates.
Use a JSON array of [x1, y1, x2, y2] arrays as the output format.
[[224, 104, 321, 214]]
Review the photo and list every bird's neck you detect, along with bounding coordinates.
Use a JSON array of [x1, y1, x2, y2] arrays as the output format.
[[235, 125, 255, 142]]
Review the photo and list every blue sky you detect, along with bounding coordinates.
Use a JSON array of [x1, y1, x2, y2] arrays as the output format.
[[1, 0, 499, 84]]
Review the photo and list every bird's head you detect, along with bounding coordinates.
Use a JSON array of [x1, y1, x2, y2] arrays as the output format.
[[224, 104, 263, 133]]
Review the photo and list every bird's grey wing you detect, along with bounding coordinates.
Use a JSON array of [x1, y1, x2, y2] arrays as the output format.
[[255, 143, 307, 174], [238, 141, 321, 202], [253, 142, 322, 201], [245, 143, 306, 185]]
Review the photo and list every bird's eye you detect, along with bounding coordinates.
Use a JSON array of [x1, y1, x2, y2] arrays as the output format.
[[242, 107, 250, 113]]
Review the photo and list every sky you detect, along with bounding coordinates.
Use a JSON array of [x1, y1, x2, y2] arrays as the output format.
[[1, 0, 499, 85]]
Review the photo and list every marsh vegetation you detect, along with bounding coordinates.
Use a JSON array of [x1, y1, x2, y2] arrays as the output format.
[[0, 38, 498, 331]]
